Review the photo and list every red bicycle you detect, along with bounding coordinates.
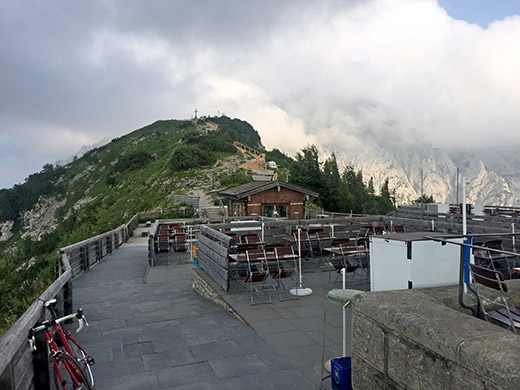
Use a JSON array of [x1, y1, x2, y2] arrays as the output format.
[[28, 299, 95, 390]]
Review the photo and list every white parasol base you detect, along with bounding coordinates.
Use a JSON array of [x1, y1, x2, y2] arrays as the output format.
[[289, 287, 313, 296]]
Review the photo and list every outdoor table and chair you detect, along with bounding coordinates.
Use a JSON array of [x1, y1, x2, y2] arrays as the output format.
[[322, 242, 369, 285], [282, 231, 322, 269], [235, 233, 265, 252], [228, 246, 299, 304]]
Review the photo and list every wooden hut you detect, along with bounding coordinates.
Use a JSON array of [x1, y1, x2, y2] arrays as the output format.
[[217, 180, 319, 220]]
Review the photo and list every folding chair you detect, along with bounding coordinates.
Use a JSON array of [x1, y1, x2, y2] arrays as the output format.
[[469, 263, 520, 334], [474, 240, 514, 279], [354, 239, 370, 284], [327, 245, 359, 284], [392, 225, 405, 233], [340, 243, 367, 285], [373, 226, 385, 235], [331, 237, 350, 247], [264, 242, 286, 250], [155, 232, 171, 264], [316, 231, 332, 256], [264, 249, 280, 286], [274, 246, 298, 301], [245, 249, 272, 305], [357, 226, 372, 239], [242, 234, 261, 245], [173, 234, 187, 252], [293, 231, 319, 270], [229, 253, 248, 293]]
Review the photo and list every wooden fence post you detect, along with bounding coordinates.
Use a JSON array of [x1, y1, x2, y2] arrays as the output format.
[[63, 278, 73, 316], [33, 322, 50, 390], [79, 246, 86, 271], [95, 239, 100, 261], [87, 244, 91, 269], [31, 313, 51, 390], [54, 257, 61, 280], [107, 235, 112, 254], [80, 244, 90, 271]]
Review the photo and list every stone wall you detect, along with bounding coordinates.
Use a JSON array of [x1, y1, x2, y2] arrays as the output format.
[[192, 268, 244, 323], [352, 281, 520, 389]]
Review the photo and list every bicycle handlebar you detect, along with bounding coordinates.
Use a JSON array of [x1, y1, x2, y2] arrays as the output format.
[[28, 308, 89, 351]]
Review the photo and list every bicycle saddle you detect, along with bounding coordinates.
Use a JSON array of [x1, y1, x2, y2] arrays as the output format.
[[45, 299, 57, 308]]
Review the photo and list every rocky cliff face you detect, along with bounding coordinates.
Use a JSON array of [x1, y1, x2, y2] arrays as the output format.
[[0, 221, 14, 241], [332, 136, 520, 207]]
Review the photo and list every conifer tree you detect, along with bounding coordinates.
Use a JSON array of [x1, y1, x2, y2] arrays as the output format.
[[322, 154, 354, 212], [291, 145, 323, 195]]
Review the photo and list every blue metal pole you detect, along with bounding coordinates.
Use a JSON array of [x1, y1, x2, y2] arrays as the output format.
[[463, 234, 472, 285]]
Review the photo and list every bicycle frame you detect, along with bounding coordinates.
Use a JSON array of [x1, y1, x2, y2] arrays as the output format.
[[29, 300, 94, 389], [44, 323, 86, 387]]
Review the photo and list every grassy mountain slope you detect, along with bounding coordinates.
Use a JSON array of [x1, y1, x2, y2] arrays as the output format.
[[0, 117, 258, 334]]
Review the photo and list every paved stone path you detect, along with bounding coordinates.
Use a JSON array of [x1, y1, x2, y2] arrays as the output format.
[[220, 260, 365, 388], [71, 242, 315, 389]]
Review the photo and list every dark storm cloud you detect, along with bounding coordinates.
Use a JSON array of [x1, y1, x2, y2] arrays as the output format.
[[1, 0, 519, 189]]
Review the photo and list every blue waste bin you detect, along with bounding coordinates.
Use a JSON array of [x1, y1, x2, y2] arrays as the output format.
[[331, 357, 351, 390]]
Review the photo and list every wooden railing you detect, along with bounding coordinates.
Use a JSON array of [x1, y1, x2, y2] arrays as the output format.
[[196, 225, 235, 291], [0, 213, 139, 390], [233, 141, 264, 159], [305, 208, 366, 219]]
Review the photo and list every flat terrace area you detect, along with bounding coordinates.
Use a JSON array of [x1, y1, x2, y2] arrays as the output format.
[[70, 228, 366, 389], [73, 231, 366, 390]]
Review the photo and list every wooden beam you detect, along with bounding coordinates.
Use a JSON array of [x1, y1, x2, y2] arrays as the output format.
[[197, 252, 228, 291], [197, 242, 229, 271], [199, 225, 236, 247], [197, 234, 229, 260]]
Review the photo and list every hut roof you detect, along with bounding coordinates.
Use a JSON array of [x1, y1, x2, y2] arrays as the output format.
[[217, 180, 319, 200]]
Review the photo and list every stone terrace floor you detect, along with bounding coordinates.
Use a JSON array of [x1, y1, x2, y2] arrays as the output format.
[[70, 226, 369, 389]]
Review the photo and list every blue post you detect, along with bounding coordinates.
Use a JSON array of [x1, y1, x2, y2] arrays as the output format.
[[463, 234, 472, 284]]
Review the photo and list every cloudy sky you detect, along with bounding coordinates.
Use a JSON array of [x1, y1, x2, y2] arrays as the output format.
[[1, 0, 520, 189]]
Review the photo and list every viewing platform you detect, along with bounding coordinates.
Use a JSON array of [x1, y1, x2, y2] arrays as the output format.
[[59, 227, 336, 389], [4, 208, 520, 389]]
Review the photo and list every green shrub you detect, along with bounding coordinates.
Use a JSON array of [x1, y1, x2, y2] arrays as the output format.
[[219, 171, 252, 187], [113, 151, 153, 173], [105, 175, 116, 186], [170, 145, 216, 170], [183, 132, 237, 154]]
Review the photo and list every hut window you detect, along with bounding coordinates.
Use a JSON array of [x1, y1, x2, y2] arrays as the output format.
[[277, 205, 287, 217], [263, 206, 274, 217]]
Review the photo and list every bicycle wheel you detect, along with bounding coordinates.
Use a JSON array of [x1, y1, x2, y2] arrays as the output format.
[[53, 352, 92, 390], [66, 335, 94, 388]]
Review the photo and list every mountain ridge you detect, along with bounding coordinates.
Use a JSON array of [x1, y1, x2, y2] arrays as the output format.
[[329, 135, 520, 207]]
